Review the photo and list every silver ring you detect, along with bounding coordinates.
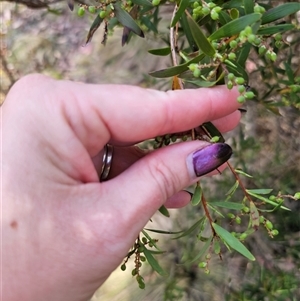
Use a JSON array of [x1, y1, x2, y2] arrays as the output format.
[[100, 144, 113, 181]]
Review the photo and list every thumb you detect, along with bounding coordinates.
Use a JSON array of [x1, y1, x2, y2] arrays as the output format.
[[91, 141, 232, 237]]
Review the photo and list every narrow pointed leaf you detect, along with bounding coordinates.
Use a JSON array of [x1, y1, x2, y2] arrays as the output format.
[[284, 62, 295, 83], [209, 202, 244, 210], [244, 0, 254, 14], [149, 53, 205, 78], [141, 230, 162, 251], [171, 0, 190, 27], [143, 248, 167, 276], [257, 201, 285, 213], [184, 79, 219, 88], [187, 15, 216, 57], [219, 11, 231, 25], [131, 0, 153, 7], [234, 169, 253, 178], [113, 3, 144, 38], [209, 13, 262, 41], [213, 223, 255, 261], [187, 236, 213, 264], [225, 180, 239, 198], [236, 42, 251, 67], [141, 16, 158, 33], [207, 204, 225, 218], [246, 190, 290, 211], [262, 3, 300, 25], [86, 15, 104, 45], [191, 184, 202, 206], [158, 205, 170, 217], [181, 12, 197, 52], [148, 47, 171, 56], [144, 228, 185, 235], [225, 59, 248, 81], [173, 217, 206, 239], [201, 122, 225, 142], [257, 24, 295, 35], [247, 188, 273, 194]]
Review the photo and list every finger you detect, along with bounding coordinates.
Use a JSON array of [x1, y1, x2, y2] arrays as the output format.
[[164, 191, 192, 208], [55, 78, 240, 152], [211, 110, 241, 133], [92, 109, 241, 179], [79, 141, 232, 241]]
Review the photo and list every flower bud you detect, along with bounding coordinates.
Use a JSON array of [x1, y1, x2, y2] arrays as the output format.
[[77, 7, 85, 17], [266, 220, 273, 230], [199, 261, 207, 268]]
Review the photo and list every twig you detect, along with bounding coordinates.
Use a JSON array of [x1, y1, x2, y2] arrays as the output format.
[[170, 5, 183, 89], [0, 48, 16, 93], [226, 162, 253, 203]]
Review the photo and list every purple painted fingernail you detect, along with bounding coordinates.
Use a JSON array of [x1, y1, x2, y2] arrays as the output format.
[[192, 143, 232, 177]]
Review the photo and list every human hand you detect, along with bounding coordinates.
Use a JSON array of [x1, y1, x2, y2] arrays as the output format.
[[2, 74, 240, 301]]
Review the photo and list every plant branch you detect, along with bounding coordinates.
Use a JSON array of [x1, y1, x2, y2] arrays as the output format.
[[170, 4, 183, 90]]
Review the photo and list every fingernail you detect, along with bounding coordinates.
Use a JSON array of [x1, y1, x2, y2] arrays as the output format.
[[189, 143, 232, 177]]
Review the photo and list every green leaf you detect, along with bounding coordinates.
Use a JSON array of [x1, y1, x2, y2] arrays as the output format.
[[141, 16, 158, 33], [234, 169, 253, 178], [184, 79, 219, 88], [113, 3, 144, 38], [247, 189, 273, 194], [262, 3, 300, 25], [187, 15, 216, 57], [224, 59, 249, 81], [158, 205, 170, 217], [141, 230, 162, 250], [212, 223, 255, 261], [143, 248, 167, 276], [219, 11, 231, 25], [207, 204, 225, 218], [209, 13, 262, 40], [171, 0, 190, 27], [144, 228, 184, 235], [148, 47, 171, 56], [85, 15, 104, 45], [258, 201, 285, 213], [201, 122, 225, 143], [236, 42, 251, 67], [246, 190, 291, 211], [257, 24, 295, 35], [173, 217, 206, 239], [243, 0, 254, 14], [131, 0, 153, 7], [191, 184, 202, 206], [149, 53, 205, 78], [180, 12, 197, 52], [225, 180, 239, 200], [209, 202, 244, 210], [187, 236, 213, 264], [284, 62, 295, 83]]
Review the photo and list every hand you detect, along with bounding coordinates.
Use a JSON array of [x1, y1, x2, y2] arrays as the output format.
[[2, 74, 240, 301]]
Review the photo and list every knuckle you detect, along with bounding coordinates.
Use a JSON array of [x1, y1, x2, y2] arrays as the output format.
[[147, 156, 181, 200]]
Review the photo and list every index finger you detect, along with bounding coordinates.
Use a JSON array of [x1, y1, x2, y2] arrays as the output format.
[[61, 81, 240, 147]]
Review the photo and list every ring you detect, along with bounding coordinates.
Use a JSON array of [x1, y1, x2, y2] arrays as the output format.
[[100, 144, 113, 181]]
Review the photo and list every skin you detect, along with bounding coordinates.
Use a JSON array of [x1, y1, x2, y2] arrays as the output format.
[[2, 74, 241, 301]]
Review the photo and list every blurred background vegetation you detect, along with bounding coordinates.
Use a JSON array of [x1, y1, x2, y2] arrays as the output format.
[[1, 1, 299, 300]]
